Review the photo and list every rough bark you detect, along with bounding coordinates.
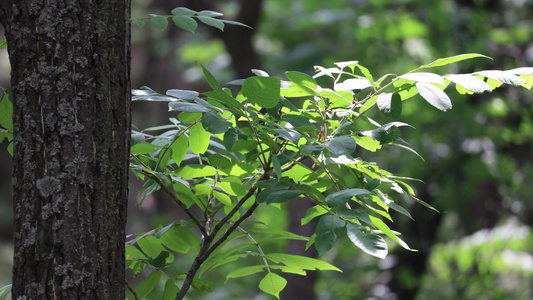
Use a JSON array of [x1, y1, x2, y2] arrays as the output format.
[[0, 0, 131, 299]]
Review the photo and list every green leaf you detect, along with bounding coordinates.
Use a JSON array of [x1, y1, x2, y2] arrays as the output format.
[[416, 82, 452, 111], [272, 155, 282, 180], [369, 216, 413, 250], [149, 14, 169, 31], [353, 63, 374, 84], [474, 70, 526, 86], [188, 123, 210, 154], [137, 236, 166, 258], [163, 279, 180, 300], [269, 265, 306, 275], [354, 135, 382, 152], [171, 7, 196, 16], [174, 165, 217, 178], [226, 265, 265, 279], [135, 270, 162, 299], [167, 89, 199, 100], [0, 92, 13, 133], [346, 223, 388, 259], [172, 15, 198, 33], [200, 65, 244, 110], [316, 215, 346, 235], [174, 182, 197, 207], [201, 111, 231, 133], [418, 53, 491, 69], [336, 208, 374, 227], [147, 251, 170, 268], [376, 93, 402, 118], [259, 273, 287, 299], [315, 231, 336, 255], [508, 67, 533, 89], [221, 19, 253, 29], [191, 277, 213, 292], [302, 205, 328, 225], [265, 190, 304, 204], [170, 135, 188, 166], [242, 76, 281, 108], [198, 16, 225, 31], [281, 114, 317, 134], [325, 136, 356, 155], [266, 253, 342, 272], [198, 10, 224, 17], [272, 128, 301, 144], [399, 72, 445, 86], [131, 18, 145, 28], [0, 284, 12, 300], [160, 226, 190, 253], [335, 78, 372, 91], [445, 74, 492, 94], [131, 143, 160, 154], [325, 188, 371, 206], [168, 102, 210, 113], [285, 71, 318, 90]]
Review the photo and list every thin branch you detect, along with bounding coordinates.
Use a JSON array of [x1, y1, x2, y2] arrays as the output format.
[[234, 224, 271, 273], [142, 170, 207, 237], [125, 280, 140, 300], [210, 183, 259, 239], [175, 199, 261, 300]]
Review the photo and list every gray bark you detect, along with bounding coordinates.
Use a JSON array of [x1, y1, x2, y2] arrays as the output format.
[[0, 0, 131, 298]]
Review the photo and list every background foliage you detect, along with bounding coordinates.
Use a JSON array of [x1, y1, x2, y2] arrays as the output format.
[[1, 0, 533, 299]]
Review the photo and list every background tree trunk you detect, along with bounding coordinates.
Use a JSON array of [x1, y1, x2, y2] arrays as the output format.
[[0, 0, 131, 298]]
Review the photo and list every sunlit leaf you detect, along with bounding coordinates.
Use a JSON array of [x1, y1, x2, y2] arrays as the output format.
[[302, 205, 328, 225], [445, 74, 492, 94], [170, 135, 188, 167], [285, 71, 318, 90], [226, 265, 265, 279], [259, 273, 287, 299], [376, 93, 402, 118], [266, 253, 342, 272], [474, 70, 525, 86], [346, 223, 388, 259], [416, 82, 452, 111], [335, 78, 372, 91], [174, 165, 217, 178], [400, 72, 446, 86], [188, 123, 210, 154], [242, 76, 281, 108], [418, 53, 491, 69]]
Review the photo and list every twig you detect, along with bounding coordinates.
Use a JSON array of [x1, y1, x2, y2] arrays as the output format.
[[175, 201, 260, 300], [125, 279, 140, 300], [142, 170, 207, 237]]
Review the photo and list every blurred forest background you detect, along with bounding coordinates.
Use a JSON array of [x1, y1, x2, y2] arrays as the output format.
[[1, 0, 533, 299]]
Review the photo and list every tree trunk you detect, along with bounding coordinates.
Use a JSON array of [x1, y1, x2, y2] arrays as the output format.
[[0, 1, 131, 299]]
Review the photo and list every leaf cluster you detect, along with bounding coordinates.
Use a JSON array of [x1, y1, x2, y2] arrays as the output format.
[[131, 7, 251, 33], [127, 53, 532, 298]]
